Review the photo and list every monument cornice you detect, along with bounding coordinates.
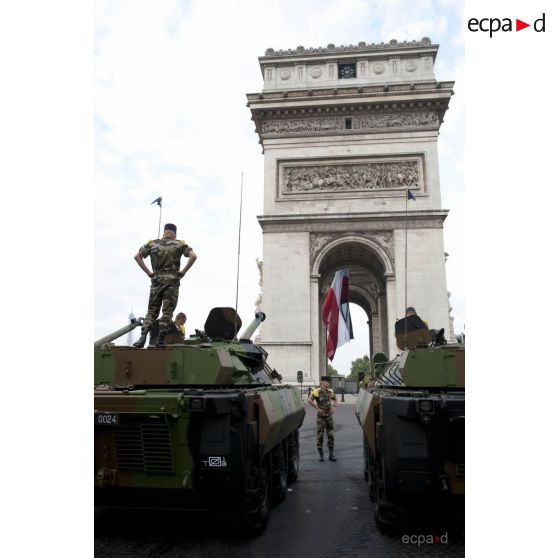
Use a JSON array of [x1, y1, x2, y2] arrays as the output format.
[[257, 210, 448, 232], [259, 38, 438, 68], [247, 81, 454, 105], [248, 86, 453, 145], [247, 86, 453, 145]]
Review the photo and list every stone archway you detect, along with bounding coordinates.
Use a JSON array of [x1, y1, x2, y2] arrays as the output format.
[[312, 236, 395, 374]]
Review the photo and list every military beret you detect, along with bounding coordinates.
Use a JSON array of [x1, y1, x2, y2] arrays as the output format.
[[406, 307, 416, 314], [321, 375, 331, 382], [164, 223, 177, 233]]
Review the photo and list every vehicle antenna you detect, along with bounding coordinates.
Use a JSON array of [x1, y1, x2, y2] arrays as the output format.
[[234, 173, 244, 338], [151, 196, 163, 238], [158, 199, 162, 239]]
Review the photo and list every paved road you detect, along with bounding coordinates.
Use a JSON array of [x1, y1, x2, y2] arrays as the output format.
[[95, 403, 464, 557]]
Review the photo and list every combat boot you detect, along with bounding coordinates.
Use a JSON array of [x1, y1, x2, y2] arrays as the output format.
[[133, 329, 149, 348], [318, 448, 324, 462], [156, 333, 167, 348], [328, 448, 337, 462]]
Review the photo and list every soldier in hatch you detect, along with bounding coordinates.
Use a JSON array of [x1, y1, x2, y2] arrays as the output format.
[[174, 312, 187, 339], [308, 375, 338, 462], [133, 223, 197, 348]]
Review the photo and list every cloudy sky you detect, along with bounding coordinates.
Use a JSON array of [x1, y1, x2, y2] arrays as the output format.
[[95, 0, 464, 374]]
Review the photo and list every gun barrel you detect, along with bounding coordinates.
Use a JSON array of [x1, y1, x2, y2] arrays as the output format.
[[239, 312, 266, 341], [94, 318, 144, 348]]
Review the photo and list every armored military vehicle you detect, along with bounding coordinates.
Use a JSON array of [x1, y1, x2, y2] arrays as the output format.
[[355, 324, 464, 534], [94, 308, 305, 535]]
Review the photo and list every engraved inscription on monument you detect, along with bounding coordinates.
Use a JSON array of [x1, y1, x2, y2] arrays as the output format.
[[279, 157, 423, 196]]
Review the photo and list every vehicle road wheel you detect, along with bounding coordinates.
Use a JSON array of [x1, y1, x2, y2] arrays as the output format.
[[240, 456, 271, 537], [363, 435, 369, 482], [373, 460, 398, 536], [367, 458, 376, 503], [287, 430, 300, 483], [271, 441, 288, 505]]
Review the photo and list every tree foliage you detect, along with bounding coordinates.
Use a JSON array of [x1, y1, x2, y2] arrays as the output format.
[[346, 355, 371, 381], [327, 363, 338, 376]]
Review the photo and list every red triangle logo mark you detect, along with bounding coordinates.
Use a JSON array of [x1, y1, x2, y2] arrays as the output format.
[[516, 19, 530, 31]]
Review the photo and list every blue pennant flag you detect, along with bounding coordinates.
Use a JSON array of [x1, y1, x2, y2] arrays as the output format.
[[151, 196, 162, 206], [407, 189, 416, 201]]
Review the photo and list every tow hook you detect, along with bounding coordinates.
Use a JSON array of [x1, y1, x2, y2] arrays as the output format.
[[97, 468, 117, 487]]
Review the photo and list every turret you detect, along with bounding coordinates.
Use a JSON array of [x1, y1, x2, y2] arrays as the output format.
[[94, 308, 277, 387]]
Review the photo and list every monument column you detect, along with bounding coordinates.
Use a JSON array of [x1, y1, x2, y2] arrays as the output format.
[[371, 311, 380, 356], [367, 317, 374, 359], [378, 295, 388, 354], [310, 274, 320, 383]]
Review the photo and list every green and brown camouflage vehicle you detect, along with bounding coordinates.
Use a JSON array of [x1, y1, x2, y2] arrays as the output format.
[[94, 308, 305, 534], [355, 325, 464, 534]]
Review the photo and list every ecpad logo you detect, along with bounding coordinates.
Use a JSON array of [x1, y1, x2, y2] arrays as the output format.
[[468, 13, 546, 37]]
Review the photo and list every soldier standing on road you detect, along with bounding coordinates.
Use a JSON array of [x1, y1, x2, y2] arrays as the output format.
[[308, 375, 338, 462], [133, 223, 197, 348]]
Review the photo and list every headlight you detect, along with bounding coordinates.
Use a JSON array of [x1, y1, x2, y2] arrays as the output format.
[[189, 398, 204, 411], [418, 399, 434, 413]]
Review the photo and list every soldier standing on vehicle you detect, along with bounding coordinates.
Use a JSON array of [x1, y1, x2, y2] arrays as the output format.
[[308, 375, 337, 462], [133, 223, 197, 348]]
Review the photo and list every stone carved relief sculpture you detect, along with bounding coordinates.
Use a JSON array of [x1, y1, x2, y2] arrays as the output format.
[[371, 231, 395, 265], [261, 112, 438, 135], [354, 112, 438, 129], [263, 118, 343, 134], [447, 291, 456, 341], [309, 234, 341, 269], [283, 161, 419, 193], [309, 231, 395, 271], [255, 258, 263, 313], [363, 282, 380, 301]]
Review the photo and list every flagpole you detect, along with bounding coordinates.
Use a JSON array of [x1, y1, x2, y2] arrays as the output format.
[[404, 189, 408, 349], [325, 328, 328, 375], [158, 200, 162, 239], [234, 172, 243, 338]]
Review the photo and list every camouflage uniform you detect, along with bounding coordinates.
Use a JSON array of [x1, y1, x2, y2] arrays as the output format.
[[138, 238, 193, 335], [310, 387, 337, 449]]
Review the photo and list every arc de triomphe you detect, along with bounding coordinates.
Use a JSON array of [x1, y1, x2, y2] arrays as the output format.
[[246, 38, 455, 383]]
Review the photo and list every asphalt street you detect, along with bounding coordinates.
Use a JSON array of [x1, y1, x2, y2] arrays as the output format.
[[95, 401, 465, 557]]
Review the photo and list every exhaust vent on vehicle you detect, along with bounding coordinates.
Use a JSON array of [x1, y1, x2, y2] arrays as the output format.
[[115, 420, 174, 474]]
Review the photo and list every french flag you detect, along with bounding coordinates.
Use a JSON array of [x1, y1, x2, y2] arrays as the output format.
[[322, 268, 354, 361]]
